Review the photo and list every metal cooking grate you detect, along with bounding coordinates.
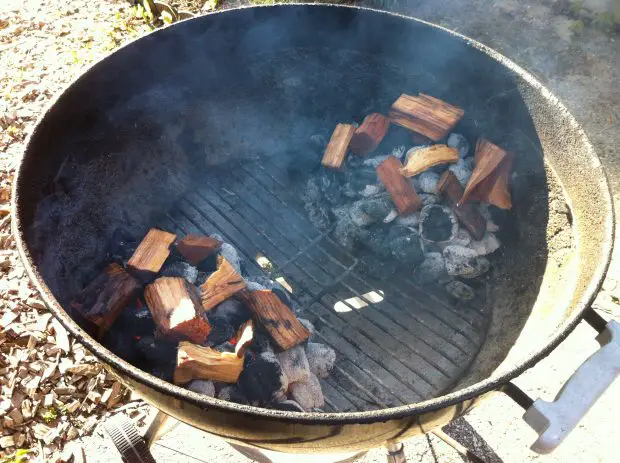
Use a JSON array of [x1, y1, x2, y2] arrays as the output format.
[[157, 156, 491, 412]]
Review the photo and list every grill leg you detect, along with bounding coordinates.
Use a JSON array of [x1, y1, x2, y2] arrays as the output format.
[[431, 429, 486, 463], [144, 410, 179, 448], [385, 441, 407, 463]]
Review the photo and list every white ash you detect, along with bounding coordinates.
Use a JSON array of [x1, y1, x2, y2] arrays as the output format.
[[363, 146, 406, 168], [289, 373, 325, 411], [416, 252, 447, 284], [417, 172, 441, 194], [217, 385, 235, 401], [383, 209, 398, 223], [246, 280, 267, 292], [360, 184, 382, 197], [160, 261, 199, 285], [445, 280, 476, 300], [449, 157, 474, 186], [220, 243, 241, 274], [363, 155, 390, 168], [447, 133, 470, 158], [443, 245, 491, 279], [186, 380, 215, 397], [469, 233, 501, 256], [395, 213, 420, 228], [348, 197, 392, 228], [447, 228, 472, 248], [419, 193, 441, 206], [277, 345, 311, 384], [305, 342, 336, 379]]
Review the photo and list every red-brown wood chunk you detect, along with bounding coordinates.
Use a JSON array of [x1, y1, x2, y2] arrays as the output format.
[[376, 156, 422, 215]]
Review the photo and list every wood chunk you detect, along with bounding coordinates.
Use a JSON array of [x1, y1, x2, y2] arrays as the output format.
[[200, 256, 247, 312], [461, 138, 512, 209], [144, 277, 211, 344], [176, 234, 222, 266], [376, 157, 422, 215], [321, 123, 356, 169], [234, 319, 254, 358], [349, 113, 389, 155], [438, 171, 486, 240], [244, 290, 310, 351], [388, 93, 465, 141], [127, 229, 176, 281], [399, 144, 459, 177], [70, 263, 141, 339], [174, 342, 243, 384]]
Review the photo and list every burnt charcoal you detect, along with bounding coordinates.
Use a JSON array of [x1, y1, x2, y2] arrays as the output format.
[[249, 327, 273, 354], [105, 302, 156, 339], [445, 280, 476, 300], [106, 227, 138, 264], [447, 133, 471, 158], [332, 216, 365, 252], [443, 245, 491, 279], [217, 384, 249, 405], [196, 254, 218, 273], [420, 205, 458, 242], [210, 298, 251, 327], [306, 342, 336, 379], [342, 167, 379, 199], [349, 196, 392, 227], [317, 171, 345, 206], [151, 366, 174, 382], [357, 223, 391, 258], [239, 351, 288, 405], [417, 171, 441, 194], [302, 177, 333, 231], [357, 254, 400, 280], [381, 125, 414, 152], [386, 225, 424, 265], [101, 328, 140, 364], [195, 270, 211, 286], [449, 157, 474, 186], [416, 252, 447, 284], [136, 335, 177, 365], [205, 318, 236, 346], [160, 261, 199, 285], [186, 380, 215, 397]]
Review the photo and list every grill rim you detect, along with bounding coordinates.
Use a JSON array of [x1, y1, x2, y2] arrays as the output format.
[[11, 4, 615, 426]]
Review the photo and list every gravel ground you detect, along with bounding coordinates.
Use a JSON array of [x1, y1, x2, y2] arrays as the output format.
[[1, 0, 619, 462]]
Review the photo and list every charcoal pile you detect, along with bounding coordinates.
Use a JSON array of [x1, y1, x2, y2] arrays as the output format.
[[303, 93, 512, 300], [70, 229, 335, 412]]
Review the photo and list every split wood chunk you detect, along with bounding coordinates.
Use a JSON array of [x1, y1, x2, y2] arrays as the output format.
[[321, 123, 356, 169], [399, 144, 459, 177], [144, 277, 212, 344], [244, 290, 310, 351], [71, 263, 141, 339], [349, 113, 390, 155], [200, 256, 247, 311], [176, 234, 222, 266], [127, 229, 176, 281], [174, 342, 243, 384], [438, 171, 486, 240], [234, 319, 254, 358], [461, 138, 513, 209], [376, 156, 422, 215], [388, 93, 465, 141]]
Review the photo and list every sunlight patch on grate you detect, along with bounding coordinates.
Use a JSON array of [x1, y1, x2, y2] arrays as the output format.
[[255, 253, 294, 293], [334, 290, 385, 313]]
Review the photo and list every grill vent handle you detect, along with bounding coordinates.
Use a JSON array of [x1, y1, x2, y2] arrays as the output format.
[[522, 315, 620, 454]]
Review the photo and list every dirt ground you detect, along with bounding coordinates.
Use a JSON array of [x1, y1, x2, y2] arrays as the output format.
[[1, 0, 619, 461]]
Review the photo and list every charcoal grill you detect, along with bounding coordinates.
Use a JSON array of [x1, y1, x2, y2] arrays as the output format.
[[11, 4, 619, 461]]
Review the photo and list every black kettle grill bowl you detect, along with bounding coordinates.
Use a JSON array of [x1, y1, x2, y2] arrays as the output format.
[[11, 5, 613, 454]]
